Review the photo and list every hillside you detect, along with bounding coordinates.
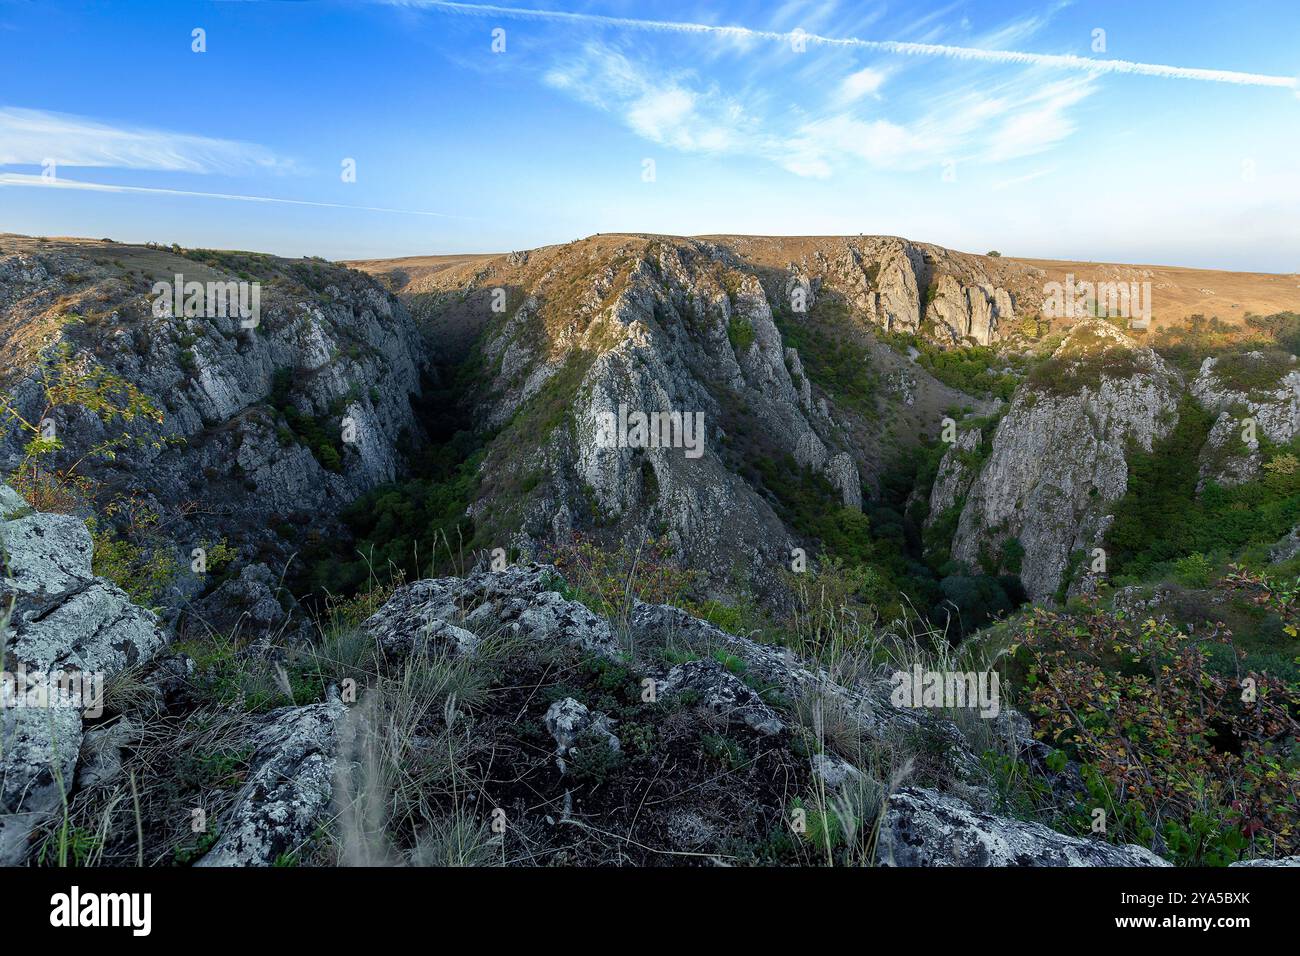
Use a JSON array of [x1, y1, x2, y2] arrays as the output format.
[[2, 231, 1297, 868]]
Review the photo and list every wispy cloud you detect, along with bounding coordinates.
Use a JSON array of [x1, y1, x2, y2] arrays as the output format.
[[836, 66, 888, 103], [390, 0, 1299, 90], [992, 167, 1056, 191], [0, 173, 473, 219], [0, 107, 294, 174], [543, 38, 1098, 178]]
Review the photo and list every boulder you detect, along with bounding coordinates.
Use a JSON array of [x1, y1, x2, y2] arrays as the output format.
[[196, 694, 347, 867], [0, 486, 166, 864], [878, 787, 1170, 867]]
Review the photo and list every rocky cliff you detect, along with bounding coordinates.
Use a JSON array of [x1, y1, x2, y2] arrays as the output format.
[[0, 236, 431, 622], [382, 234, 1015, 602], [933, 321, 1183, 602]]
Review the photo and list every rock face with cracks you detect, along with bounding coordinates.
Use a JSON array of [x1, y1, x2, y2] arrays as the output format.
[[945, 322, 1183, 601], [878, 787, 1171, 867], [196, 694, 348, 867], [0, 484, 167, 864]]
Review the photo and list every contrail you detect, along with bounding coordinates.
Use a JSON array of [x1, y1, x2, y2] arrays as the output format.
[[0, 173, 477, 219], [388, 0, 1297, 90]]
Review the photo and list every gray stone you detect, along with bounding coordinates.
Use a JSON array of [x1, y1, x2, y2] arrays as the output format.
[[196, 694, 348, 867], [543, 697, 620, 774], [878, 787, 1171, 867], [0, 486, 166, 864]]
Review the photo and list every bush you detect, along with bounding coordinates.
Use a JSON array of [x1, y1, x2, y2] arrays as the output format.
[[1009, 601, 1299, 863], [727, 315, 755, 353]]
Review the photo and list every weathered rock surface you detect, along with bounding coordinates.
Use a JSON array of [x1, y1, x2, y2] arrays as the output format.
[[658, 658, 785, 736], [927, 424, 983, 523], [1191, 351, 1300, 489], [0, 485, 166, 864], [0, 238, 431, 622], [544, 697, 620, 773], [398, 234, 1030, 605], [196, 693, 347, 867], [1229, 856, 1300, 867], [354, 565, 1200, 865], [947, 322, 1183, 601], [878, 787, 1171, 867], [365, 564, 987, 788]]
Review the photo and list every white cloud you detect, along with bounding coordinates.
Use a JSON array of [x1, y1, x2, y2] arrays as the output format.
[[982, 78, 1093, 161], [0, 173, 469, 218], [838, 67, 887, 102], [395, 1, 1298, 90], [545, 45, 761, 157], [544, 37, 1104, 180], [0, 107, 293, 174]]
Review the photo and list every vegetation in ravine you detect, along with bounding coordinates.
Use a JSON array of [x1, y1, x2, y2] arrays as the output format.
[[882, 331, 1023, 401], [1002, 584, 1299, 864]]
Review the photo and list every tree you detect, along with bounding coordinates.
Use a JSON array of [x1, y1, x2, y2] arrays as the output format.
[[0, 340, 164, 511]]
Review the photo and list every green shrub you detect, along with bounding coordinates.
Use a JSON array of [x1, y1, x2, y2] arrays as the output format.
[[727, 314, 756, 353]]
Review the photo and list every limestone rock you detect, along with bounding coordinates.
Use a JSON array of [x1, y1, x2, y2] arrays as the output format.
[[0, 485, 166, 864], [196, 694, 348, 867], [948, 322, 1183, 601], [544, 697, 620, 773], [878, 787, 1171, 867]]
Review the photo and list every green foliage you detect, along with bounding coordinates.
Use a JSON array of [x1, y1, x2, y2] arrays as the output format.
[[1172, 552, 1214, 588], [308, 449, 482, 596], [1210, 349, 1296, 394], [1009, 600, 1299, 862], [701, 733, 748, 769], [774, 299, 877, 413], [755, 454, 875, 565], [860, 443, 1026, 636], [1244, 312, 1300, 353], [1, 339, 165, 512], [1025, 341, 1142, 397], [727, 314, 756, 353], [172, 828, 220, 866], [567, 730, 625, 787], [883, 332, 1020, 400], [548, 534, 702, 621], [270, 368, 345, 473], [171, 631, 325, 712], [301, 360, 487, 599], [1000, 538, 1025, 575], [89, 524, 178, 609], [1107, 398, 1300, 583]]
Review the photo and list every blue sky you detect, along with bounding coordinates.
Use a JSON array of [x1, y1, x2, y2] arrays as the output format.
[[1, 0, 1297, 269]]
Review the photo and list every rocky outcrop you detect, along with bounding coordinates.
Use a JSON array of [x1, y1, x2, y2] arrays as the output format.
[[1229, 856, 1300, 867], [362, 563, 988, 788], [928, 425, 983, 522], [452, 237, 878, 600], [878, 787, 1171, 867], [0, 484, 167, 864], [350, 564, 1199, 865], [946, 322, 1183, 601], [925, 273, 1015, 346], [1191, 351, 1300, 489], [196, 693, 347, 867], [0, 239, 431, 621]]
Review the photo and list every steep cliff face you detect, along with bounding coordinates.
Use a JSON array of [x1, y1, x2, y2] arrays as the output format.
[[940, 322, 1184, 602], [0, 237, 431, 617], [1190, 350, 1300, 489], [331, 232, 1045, 606], [455, 238, 868, 594], [703, 234, 1029, 346]]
